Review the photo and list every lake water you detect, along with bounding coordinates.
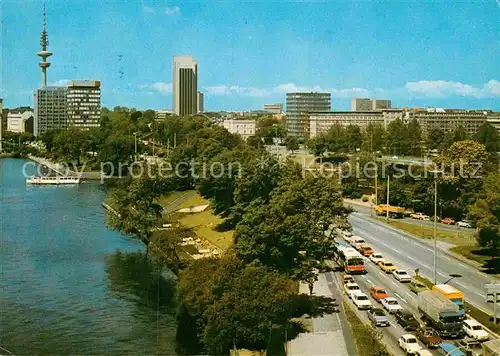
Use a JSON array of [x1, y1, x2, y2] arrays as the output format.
[[0, 158, 180, 355]]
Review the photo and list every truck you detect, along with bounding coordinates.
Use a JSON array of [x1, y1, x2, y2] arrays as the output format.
[[417, 290, 465, 338], [375, 204, 405, 218], [482, 339, 500, 356], [432, 284, 466, 314]]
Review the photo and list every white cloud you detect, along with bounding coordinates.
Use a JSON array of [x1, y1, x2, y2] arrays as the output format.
[[149, 82, 172, 95], [405, 80, 500, 98], [143, 6, 155, 14], [164, 6, 180, 15], [49, 79, 71, 87], [203, 83, 371, 98]]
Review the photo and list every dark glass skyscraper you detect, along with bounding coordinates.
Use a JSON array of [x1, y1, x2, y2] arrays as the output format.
[[173, 56, 198, 116]]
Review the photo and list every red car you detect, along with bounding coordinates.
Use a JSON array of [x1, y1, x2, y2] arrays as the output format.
[[441, 217, 456, 225]]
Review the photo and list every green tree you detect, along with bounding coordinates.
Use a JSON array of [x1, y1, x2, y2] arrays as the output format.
[[284, 136, 299, 152], [52, 128, 90, 164], [234, 174, 350, 283], [475, 122, 499, 153], [345, 125, 363, 153], [363, 123, 386, 153], [306, 135, 328, 156], [246, 135, 264, 150], [98, 134, 135, 176], [407, 118, 422, 156], [426, 126, 445, 151], [385, 119, 408, 156], [469, 172, 500, 252]]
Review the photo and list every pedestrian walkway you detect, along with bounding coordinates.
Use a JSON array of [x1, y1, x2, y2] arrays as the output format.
[[287, 273, 353, 356]]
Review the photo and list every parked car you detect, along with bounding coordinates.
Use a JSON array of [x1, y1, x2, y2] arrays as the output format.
[[381, 297, 403, 313], [378, 259, 397, 273], [393, 269, 411, 283], [352, 291, 373, 310], [368, 308, 390, 327], [395, 310, 420, 331], [370, 286, 389, 302], [441, 217, 456, 225], [415, 350, 433, 356], [416, 327, 442, 348], [342, 274, 355, 284], [456, 338, 483, 355], [409, 277, 430, 294], [369, 252, 384, 264], [462, 319, 489, 341], [398, 334, 422, 355], [411, 212, 430, 221], [344, 282, 361, 299], [457, 221, 472, 228]]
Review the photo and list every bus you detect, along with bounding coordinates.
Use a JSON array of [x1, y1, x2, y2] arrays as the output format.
[[333, 242, 366, 274]]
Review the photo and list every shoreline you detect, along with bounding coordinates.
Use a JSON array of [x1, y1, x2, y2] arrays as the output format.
[[26, 154, 103, 180]]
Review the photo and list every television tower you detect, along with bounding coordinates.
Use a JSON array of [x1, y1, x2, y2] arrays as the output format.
[[37, 3, 52, 87]]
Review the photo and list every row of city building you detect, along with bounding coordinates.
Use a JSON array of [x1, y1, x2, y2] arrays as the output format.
[[284, 92, 500, 140]]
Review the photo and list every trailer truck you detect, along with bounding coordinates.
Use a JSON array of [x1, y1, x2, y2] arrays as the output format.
[[417, 290, 465, 338]]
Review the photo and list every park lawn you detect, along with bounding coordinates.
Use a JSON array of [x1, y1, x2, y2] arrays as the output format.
[[448, 245, 493, 265], [374, 217, 475, 246], [178, 193, 211, 209], [178, 209, 234, 251], [155, 191, 193, 209]]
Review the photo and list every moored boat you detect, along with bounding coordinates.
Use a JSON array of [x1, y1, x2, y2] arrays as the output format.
[[26, 176, 81, 185]]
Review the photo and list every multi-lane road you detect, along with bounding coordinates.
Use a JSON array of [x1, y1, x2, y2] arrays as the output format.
[[348, 212, 499, 319]]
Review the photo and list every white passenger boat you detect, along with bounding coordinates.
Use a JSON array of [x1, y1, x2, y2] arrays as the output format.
[[26, 176, 81, 185]]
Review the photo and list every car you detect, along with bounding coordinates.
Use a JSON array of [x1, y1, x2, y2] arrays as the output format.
[[358, 244, 374, 257], [352, 291, 373, 310], [441, 217, 456, 225], [462, 319, 489, 341], [409, 277, 430, 294], [344, 282, 361, 299], [416, 327, 442, 348], [415, 350, 433, 356], [350, 236, 366, 249], [370, 286, 389, 302], [457, 221, 472, 228], [378, 259, 396, 273], [342, 274, 355, 284], [394, 310, 420, 331], [368, 308, 390, 327], [393, 269, 411, 283], [411, 212, 430, 221], [456, 338, 483, 355], [381, 297, 403, 313], [398, 334, 422, 355], [369, 252, 384, 264]]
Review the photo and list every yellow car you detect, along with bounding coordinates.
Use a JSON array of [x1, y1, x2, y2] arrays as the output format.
[[378, 259, 396, 273]]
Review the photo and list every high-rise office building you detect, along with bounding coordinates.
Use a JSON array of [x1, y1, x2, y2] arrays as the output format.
[[264, 103, 283, 114], [351, 98, 372, 111], [67, 80, 101, 129], [372, 99, 391, 110], [286, 92, 331, 138], [173, 55, 198, 116], [351, 98, 392, 111], [197, 91, 204, 113], [34, 86, 68, 136]]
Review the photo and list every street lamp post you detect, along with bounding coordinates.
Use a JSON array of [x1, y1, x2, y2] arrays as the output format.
[[133, 132, 138, 161], [386, 175, 390, 221], [434, 179, 438, 284]]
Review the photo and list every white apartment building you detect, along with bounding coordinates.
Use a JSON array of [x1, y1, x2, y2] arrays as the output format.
[[309, 110, 405, 138], [7, 110, 35, 134], [264, 103, 283, 114], [222, 119, 256, 140]]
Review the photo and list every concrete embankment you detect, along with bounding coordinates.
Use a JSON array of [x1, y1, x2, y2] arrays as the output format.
[[27, 155, 102, 180]]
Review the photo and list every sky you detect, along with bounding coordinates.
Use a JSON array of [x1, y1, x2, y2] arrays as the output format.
[[1, 0, 499, 111]]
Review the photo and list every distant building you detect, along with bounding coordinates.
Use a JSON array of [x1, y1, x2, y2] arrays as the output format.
[[410, 108, 491, 138], [173, 55, 198, 116], [264, 103, 283, 114], [67, 80, 101, 129], [197, 91, 204, 113], [222, 119, 256, 140], [34, 86, 68, 136], [7, 109, 35, 134], [309, 109, 405, 138], [486, 111, 500, 133], [351, 98, 392, 111], [372, 99, 391, 110], [351, 98, 372, 111], [155, 110, 173, 120], [286, 92, 331, 138]]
